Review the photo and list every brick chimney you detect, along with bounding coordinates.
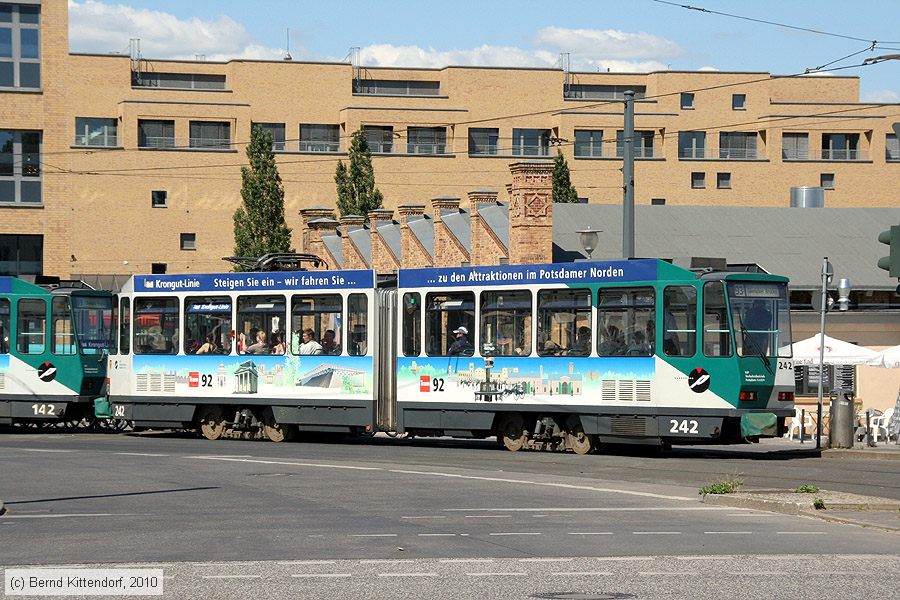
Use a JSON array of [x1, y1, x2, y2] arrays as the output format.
[[398, 204, 433, 268], [507, 161, 553, 265], [431, 196, 469, 267], [340, 214, 369, 270], [298, 207, 337, 254], [467, 190, 507, 266], [368, 209, 399, 273], [305, 217, 339, 270]]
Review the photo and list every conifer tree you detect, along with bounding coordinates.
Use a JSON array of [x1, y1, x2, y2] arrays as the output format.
[[552, 149, 580, 203], [334, 129, 384, 217], [232, 125, 294, 269]]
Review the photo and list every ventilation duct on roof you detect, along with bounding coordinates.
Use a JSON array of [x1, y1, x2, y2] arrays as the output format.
[[790, 186, 824, 208]]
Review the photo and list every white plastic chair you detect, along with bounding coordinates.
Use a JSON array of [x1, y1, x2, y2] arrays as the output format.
[[787, 408, 814, 440], [871, 407, 894, 443]]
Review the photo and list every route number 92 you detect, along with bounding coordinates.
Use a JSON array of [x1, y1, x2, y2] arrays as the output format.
[[669, 419, 699, 434]]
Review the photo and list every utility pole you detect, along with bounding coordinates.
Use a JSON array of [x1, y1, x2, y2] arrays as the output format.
[[623, 90, 635, 259]]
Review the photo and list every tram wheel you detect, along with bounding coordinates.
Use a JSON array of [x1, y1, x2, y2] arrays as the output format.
[[262, 408, 294, 443], [567, 423, 594, 455], [198, 406, 226, 441], [497, 413, 526, 452]]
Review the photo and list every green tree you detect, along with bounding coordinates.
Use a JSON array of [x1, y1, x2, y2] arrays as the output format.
[[552, 149, 579, 203], [232, 125, 294, 268], [334, 129, 384, 217]]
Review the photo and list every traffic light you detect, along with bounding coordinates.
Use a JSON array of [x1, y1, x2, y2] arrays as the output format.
[[877, 224, 900, 278]]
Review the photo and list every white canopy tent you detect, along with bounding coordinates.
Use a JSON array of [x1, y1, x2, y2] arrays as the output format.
[[790, 334, 879, 366], [868, 345, 900, 369]]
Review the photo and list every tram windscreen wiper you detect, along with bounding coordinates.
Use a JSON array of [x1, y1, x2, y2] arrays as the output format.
[[738, 316, 774, 376]]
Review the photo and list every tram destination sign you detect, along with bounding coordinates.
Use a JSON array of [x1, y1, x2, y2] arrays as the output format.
[[134, 270, 375, 293], [399, 259, 658, 288], [0, 277, 12, 293]]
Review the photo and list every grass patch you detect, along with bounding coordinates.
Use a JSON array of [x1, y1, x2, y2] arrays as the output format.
[[698, 479, 743, 495], [813, 498, 826, 510], [795, 484, 820, 494]]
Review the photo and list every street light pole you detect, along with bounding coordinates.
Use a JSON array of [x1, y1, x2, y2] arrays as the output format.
[[622, 90, 635, 259], [816, 256, 832, 450]]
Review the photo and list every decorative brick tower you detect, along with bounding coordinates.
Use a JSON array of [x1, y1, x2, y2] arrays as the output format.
[[507, 161, 554, 265], [467, 190, 507, 266], [340, 215, 368, 270], [431, 196, 470, 267], [368, 209, 399, 273], [398, 204, 433, 269], [298, 207, 337, 255]]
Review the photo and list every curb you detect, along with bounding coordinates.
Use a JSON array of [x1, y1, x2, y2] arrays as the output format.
[[0, 500, 5, 516], [822, 449, 900, 461], [702, 493, 900, 534]]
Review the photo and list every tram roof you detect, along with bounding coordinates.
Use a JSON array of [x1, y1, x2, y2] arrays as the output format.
[[552, 205, 900, 291]]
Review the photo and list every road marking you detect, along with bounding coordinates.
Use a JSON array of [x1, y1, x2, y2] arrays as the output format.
[[567, 532, 614, 536], [724, 571, 789, 576], [596, 557, 653, 562], [704, 531, 753, 535], [776, 531, 827, 535], [277, 560, 336, 566], [350, 534, 398, 538], [467, 572, 528, 577], [190, 456, 381, 471], [401, 516, 446, 520], [201, 575, 261, 579], [439, 559, 494, 564], [376, 573, 438, 577], [291, 574, 351, 579], [2, 513, 133, 519], [675, 556, 734, 561], [639, 572, 699, 576], [634, 531, 682, 535], [447, 507, 724, 512], [114, 452, 169, 457], [359, 560, 416, 564], [465, 515, 512, 518], [552, 571, 613, 576], [727, 513, 777, 517], [520, 558, 573, 563], [488, 532, 542, 536], [16, 448, 75, 453], [418, 533, 456, 537]]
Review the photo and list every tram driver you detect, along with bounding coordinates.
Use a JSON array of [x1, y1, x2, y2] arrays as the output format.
[[448, 326, 474, 356]]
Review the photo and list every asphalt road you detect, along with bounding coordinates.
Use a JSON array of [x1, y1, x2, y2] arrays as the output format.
[[1, 431, 898, 598]]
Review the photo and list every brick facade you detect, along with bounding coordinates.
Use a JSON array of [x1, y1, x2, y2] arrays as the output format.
[[507, 161, 554, 265]]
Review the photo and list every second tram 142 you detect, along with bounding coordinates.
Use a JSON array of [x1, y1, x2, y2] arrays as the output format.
[[106, 258, 796, 452]]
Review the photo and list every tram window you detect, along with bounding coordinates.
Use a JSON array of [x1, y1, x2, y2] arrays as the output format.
[[703, 282, 732, 357], [236, 295, 285, 356], [0, 299, 9, 354], [537, 289, 591, 356], [402, 293, 421, 357], [52, 297, 76, 355], [17, 298, 46, 354], [119, 297, 130, 355], [72, 295, 114, 355], [663, 286, 697, 357], [185, 296, 232, 355], [291, 294, 342, 356], [480, 290, 532, 357], [597, 288, 655, 356], [133, 297, 179, 355], [107, 296, 118, 355], [425, 292, 475, 357], [728, 282, 790, 358], [348, 294, 367, 356]]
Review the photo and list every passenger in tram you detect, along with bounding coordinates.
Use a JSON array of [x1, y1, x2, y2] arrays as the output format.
[[663, 310, 681, 355], [321, 329, 341, 355], [598, 324, 625, 355], [542, 337, 562, 355], [570, 326, 592, 355], [196, 333, 217, 355], [494, 326, 521, 356], [448, 326, 474, 356], [298, 328, 323, 355], [270, 332, 286, 355], [245, 330, 269, 355], [627, 330, 650, 355], [350, 324, 367, 355], [645, 320, 657, 354]]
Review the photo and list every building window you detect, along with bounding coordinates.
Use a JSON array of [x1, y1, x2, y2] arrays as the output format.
[[0, 130, 41, 204], [75, 118, 118, 147], [252, 122, 285, 152], [0, 233, 42, 276], [151, 190, 167, 208], [782, 132, 809, 160], [691, 172, 706, 189], [795, 364, 855, 396], [138, 120, 175, 149], [886, 133, 899, 161], [362, 125, 393, 154], [680, 93, 695, 109], [732, 94, 746, 110], [180, 233, 196, 251], [512, 128, 551, 156], [300, 124, 340, 152], [719, 132, 758, 159], [353, 79, 440, 96], [0, 3, 40, 89], [574, 130, 603, 158], [189, 121, 231, 149], [616, 130, 655, 158], [565, 84, 646, 100], [407, 127, 447, 154], [822, 133, 860, 160], [468, 128, 499, 155], [678, 131, 706, 159], [717, 172, 732, 189], [132, 72, 226, 90], [151, 263, 167, 274], [651, 198, 666, 206], [820, 173, 835, 189]]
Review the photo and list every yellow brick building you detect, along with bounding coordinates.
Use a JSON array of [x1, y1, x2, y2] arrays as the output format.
[[1, 0, 899, 278]]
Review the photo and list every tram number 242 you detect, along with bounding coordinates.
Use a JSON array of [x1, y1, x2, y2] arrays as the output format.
[[669, 419, 700, 434]]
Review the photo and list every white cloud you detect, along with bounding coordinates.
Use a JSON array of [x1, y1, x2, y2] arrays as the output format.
[[533, 26, 683, 61], [861, 89, 900, 103], [68, 1, 288, 60], [357, 44, 557, 69]]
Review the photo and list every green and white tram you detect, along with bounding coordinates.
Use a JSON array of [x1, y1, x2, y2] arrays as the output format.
[[0, 276, 114, 426]]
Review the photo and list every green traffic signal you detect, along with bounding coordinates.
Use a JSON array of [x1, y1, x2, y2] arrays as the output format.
[[877, 224, 900, 278]]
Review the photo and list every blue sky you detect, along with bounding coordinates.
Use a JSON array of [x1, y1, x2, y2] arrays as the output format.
[[68, 0, 900, 101]]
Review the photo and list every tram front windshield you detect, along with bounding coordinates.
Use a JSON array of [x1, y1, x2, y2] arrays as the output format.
[[72, 295, 115, 355], [727, 282, 792, 358]]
